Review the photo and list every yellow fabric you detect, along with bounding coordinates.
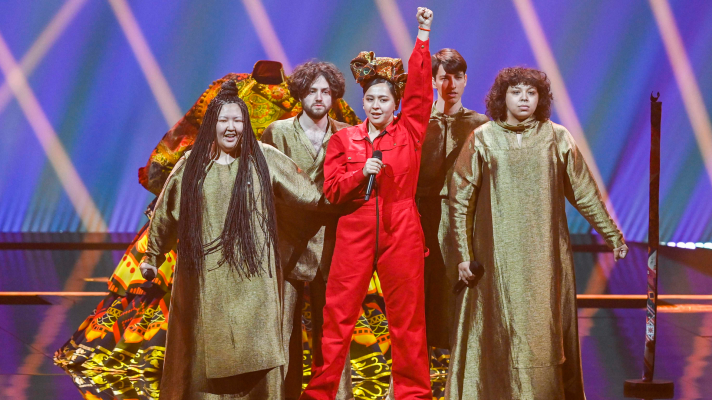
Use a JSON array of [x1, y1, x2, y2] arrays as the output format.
[[445, 120, 624, 399]]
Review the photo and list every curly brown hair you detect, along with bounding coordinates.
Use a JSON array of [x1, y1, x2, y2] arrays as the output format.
[[287, 61, 346, 101], [485, 67, 553, 122]]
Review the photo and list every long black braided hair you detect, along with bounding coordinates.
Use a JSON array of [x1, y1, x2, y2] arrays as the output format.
[[177, 80, 280, 279]]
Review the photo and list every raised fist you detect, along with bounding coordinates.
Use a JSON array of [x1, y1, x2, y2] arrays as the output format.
[[417, 7, 433, 29]]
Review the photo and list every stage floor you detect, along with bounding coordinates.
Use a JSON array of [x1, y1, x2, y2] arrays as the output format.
[[1, 238, 710, 399]]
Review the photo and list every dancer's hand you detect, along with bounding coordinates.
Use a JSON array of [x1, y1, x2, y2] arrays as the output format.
[[458, 261, 473, 282], [140, 262, 158, 280], [362, 158, 384, 177], [416, 7, 433, 29], [613, 244, 628, 261]]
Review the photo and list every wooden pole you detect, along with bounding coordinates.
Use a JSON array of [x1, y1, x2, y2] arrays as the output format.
[[643, 92, 661, 381], [624, 93, 674, 398]]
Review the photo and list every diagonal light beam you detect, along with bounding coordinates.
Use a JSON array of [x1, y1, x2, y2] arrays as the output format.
[[649, 0, 712, 188], [241, 0, 293, 74], [678, 313, 712, 398], [0, 0, 88, 116], [511, 0, 621, 229], [107, 0, 182, 127], [0, 31, 107, 231], [577, 254, 615, 336], [374, 0, 413, 63]]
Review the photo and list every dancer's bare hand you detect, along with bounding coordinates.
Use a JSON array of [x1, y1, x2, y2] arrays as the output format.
[[417, 7, 433, 29], [613, 244, 628, 261], [458, 261, 473, 282], [362, 158, 384, 177]]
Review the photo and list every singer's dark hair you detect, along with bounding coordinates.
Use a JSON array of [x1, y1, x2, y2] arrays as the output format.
[[177, 80, 280, 280]]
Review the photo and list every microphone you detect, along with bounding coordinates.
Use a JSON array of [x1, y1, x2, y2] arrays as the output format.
[[452, 261, 484, 294], [141, 266, 156, 290], [364, 150, 383, 201], [142, 268, 156, 282]]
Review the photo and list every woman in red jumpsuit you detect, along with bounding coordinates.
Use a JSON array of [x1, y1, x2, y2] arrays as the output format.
[[299, 7, 434, 400]]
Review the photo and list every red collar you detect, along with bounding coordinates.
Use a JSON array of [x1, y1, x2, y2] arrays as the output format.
[[354, 117, 400, 141]]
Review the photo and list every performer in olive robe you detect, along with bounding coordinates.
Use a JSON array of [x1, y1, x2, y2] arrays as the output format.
[[445, 67, 629, 399], [261, 61, 353, 400], [417, 48, 488, 352], [140, 80, 324, 399]]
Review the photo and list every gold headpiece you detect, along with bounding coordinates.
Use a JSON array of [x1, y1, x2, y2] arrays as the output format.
[[350, 51, 407, 101]]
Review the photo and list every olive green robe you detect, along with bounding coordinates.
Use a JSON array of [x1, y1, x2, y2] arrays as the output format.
[[261, 115, 351, 282], [416, 105, 489, 349], [445, 119, 624, 400], [145, 144, 324, 400]]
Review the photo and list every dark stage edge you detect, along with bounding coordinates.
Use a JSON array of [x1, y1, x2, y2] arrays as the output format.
[[1, 235, 711, 399]]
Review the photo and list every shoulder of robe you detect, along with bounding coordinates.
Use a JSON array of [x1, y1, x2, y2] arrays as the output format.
[[259, 141, 291, 164], [259, 141, 281, 155], [461, 107, 490, 126], [169, 151, 190, 179], [474, 112, 490, 126], [549, 121, 576, 151], [269, 117, 295, 132], [263, 118, 294, 140], [259, 143, 305, 179], [471, 121, 495, 144], [331, 119, 352, 132]]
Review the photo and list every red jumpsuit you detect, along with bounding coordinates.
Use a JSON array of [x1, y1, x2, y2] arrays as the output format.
[[300, 39, 433, 400]]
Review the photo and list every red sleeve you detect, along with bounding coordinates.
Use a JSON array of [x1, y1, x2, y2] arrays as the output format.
[[323, 133, 368, 204], [400, 38, 433, 145]]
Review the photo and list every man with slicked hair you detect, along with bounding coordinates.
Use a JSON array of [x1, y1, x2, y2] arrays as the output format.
[[261, 60, 354, 400]]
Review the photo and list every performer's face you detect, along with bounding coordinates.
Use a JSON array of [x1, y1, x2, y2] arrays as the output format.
[[433, 65, 467, 106], [363, 83, 396, 129], [505, 84, 538, 123], [215, 103, 244, 154], [301, 75, 333, 120]]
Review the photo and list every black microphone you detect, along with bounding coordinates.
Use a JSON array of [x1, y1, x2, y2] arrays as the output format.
[[453, 261, 484, 294], [140, 264, 156, 289], [364, 150, 383, 201], [142, 268, 156, 282]]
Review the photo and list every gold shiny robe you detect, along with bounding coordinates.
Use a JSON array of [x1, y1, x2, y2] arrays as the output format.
[[261, 115, 351, 281], [446, 120, 624, 400], [145, 144, 323, 400], [416, 105, 489, 349]]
